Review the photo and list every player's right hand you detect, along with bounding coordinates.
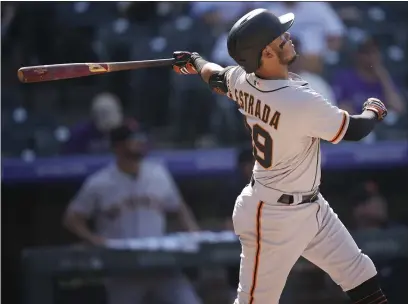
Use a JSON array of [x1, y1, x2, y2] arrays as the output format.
[[172, 51, 198, 75], [363, 98, 387, 121]]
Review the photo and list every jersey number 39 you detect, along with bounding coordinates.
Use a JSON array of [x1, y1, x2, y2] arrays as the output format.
[[246, 121, 273, 169]]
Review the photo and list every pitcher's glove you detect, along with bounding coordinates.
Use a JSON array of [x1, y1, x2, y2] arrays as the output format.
[[172, 51, 199, 75], [363, 98, 387, 121]]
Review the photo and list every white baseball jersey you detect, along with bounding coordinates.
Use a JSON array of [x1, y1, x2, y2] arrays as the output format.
[[225, 67, 350, 193], [68, 160, 182, 239], [228, 68, 376, 304]]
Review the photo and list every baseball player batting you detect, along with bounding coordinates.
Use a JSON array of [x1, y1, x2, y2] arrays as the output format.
[[172, 8, 389, 304]]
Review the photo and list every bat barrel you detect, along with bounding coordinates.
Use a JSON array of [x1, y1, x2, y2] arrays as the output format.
[[17, 63, 110, 83], [17, 58, 175, 83]]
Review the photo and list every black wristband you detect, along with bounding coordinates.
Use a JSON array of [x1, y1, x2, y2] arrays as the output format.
[[191, 54, 209, 74]]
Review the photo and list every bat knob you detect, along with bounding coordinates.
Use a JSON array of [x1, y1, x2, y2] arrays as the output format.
[[17, 69, 26, 83]]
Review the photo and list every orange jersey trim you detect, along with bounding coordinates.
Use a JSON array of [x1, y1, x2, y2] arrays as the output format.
[[249, 201, 264, 304], [330, 112, 347, 143]]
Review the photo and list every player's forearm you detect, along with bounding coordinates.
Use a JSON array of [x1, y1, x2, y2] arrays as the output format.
[[177, 203, 200, 232], [343, 110, 378, 141], [191, 54, 224, 83], [63, 212, 98, 242]]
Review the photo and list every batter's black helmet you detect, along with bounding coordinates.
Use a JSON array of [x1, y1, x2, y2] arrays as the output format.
[[227, 9, 295, 73]]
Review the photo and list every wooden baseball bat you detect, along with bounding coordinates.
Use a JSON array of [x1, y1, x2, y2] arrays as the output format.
[[17, 58, 175, 83]]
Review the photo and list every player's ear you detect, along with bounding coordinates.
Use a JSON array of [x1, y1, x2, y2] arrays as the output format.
[[263, 45, 275, 59]]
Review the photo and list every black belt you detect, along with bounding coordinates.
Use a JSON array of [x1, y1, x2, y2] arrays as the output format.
[[250, 176, 319, 205]]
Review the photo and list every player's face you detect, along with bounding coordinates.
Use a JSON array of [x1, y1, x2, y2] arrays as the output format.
[[353, 198, 388, 228], [274, 32, 298, 66], [356, 45, 380, 69], [124, 136, 147, 161], [115, 135, 148, 161]]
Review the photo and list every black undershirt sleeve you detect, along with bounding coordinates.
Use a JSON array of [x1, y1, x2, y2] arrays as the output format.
[[343, 110, 378, 141], [208, 66, 235, 94]]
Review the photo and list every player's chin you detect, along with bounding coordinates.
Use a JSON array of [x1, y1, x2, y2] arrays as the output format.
[[286, 53, 298, 66]]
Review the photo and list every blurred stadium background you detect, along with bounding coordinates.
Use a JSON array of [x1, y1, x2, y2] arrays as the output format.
[[2, 2, 408, 304]]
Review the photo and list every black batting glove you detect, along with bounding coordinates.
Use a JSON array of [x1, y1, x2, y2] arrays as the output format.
[[172, 51, 199, 75], [363, 98, 388, 121]]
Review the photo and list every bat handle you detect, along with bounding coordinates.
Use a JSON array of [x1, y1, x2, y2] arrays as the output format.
[[107, 58, 176, 72]]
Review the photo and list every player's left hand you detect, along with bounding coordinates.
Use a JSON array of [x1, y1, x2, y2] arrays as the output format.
[[172, 51, 198, 75], [363, 98, 388, 121]]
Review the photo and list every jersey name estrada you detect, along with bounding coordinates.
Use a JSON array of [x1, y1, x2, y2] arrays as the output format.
[[225, 67, 350, 193]]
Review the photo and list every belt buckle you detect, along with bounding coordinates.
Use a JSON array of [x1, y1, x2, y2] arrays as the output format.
[[309, 191, 318, 202]]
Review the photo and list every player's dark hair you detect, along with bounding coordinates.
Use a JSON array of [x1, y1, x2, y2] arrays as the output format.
[[109, 119, 148, 149]]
